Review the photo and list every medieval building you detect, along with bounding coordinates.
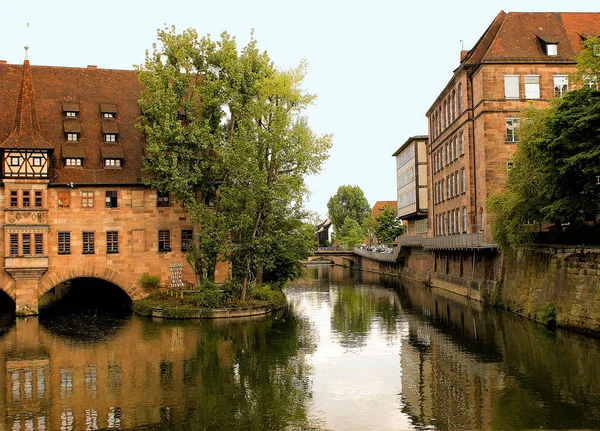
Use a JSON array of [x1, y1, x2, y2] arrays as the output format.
[[0, 54, 228, 314]]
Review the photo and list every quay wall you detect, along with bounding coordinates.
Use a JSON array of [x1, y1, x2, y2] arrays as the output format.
[[352, 246, 600, 334]]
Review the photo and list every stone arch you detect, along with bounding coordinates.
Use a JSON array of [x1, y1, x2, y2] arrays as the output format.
[[38, 266, 143, 301], [0, 279, 17, 302]]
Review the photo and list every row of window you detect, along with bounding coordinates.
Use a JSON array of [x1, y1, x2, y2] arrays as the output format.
[[10, 229, 194, 257], [434, 168, 466, 204], [64, 158, 122, 168], [504, 74, 571, 100], [431, 83, 464, 139], [433, 131, 465, 174], [66, 132, 117, 143], [8, 190, 170, 209], [435, 207, 468, 236], [64, 111, 116, 119], [9, 190, 43, 207]]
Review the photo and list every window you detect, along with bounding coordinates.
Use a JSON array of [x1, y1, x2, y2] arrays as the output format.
[[83, 231, 95, 254], [66, 158, 82, 167], [458, 83, 463, 113], [452, 90, 456, 122], [35, 190, 42, 207], [584, 75, 598, 90], [546, 44, 557, 56], [181, 229, 193, 251], [447, 175, 451, 198], [22, 234, 31, 255], [106, 231, 118, 253], [460, 131, 465, 155], [35, 234, 43, 255], [454, 171, 459, 196], [10, 234, 18, 255], [157, 192, 170, 208], [504, 75, 519, 99], [445, 143, 449, 165], [58, 232, 71, 255], [31, 157, 42, 166], [58, 191, 70, 208], [66, 133, 79, 142], [10, 157, 20, 166], [104, 134, 117, 142], [441, 179, 445, 201], [554, 75, 568, 97], [65, 111, 77, 118], [506, 118, 520, 142], [463, 207, 467, 233], [10, 190, 17, 207], [158, 230, 171, 252], [22, 190, 30, 207], [461, 168, 466, 194], [104, 159, 121, 168], [102, 112, 115, 119], [105, 191, 118, 208], [82, 191, 94, 208], [454, 136, 458, 160], [524, 75, 540, 99]]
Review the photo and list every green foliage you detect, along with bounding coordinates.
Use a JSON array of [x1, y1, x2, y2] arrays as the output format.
[[571, 35, 600, 87], [138, 26, 332, 298], [249, 285, 287, 309], [336, 216, 365, 249], [537, 302, 557, 327], [327, 185, 371, 231], [373, 205, 405, 246], [138, 272, 161, 289]]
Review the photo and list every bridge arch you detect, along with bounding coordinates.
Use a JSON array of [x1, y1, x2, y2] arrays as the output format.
[[38, 266, 143, 301], [0, 279, 17, 302]]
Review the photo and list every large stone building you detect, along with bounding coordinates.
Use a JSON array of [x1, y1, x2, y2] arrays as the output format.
[[0, 55, 228, 314], [426, 11, 600, 245], [395, 11, 600, 298]]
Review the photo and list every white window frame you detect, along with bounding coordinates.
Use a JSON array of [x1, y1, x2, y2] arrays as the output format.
[[546, 44, 557, 56], [66, 133, 79, 142], [554, 75, 568, 98], [524, 75, 540, 99], [506, 118, 520, 143], [504, 75, 519, 99]]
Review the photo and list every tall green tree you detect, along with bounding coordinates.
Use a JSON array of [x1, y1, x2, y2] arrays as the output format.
[[138, 27, 332, 297], [327, 185, 371, 231], [373, 205, 405, 246]]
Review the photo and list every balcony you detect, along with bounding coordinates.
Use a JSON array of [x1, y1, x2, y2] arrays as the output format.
[[4, 256, 49, 279]]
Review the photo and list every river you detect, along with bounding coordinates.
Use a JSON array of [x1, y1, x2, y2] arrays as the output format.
[[1, 265, 599, 430]]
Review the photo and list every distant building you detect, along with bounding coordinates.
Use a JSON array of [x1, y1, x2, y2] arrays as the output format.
[[0, 57, 229, 314], [316, 218, 333, 246], [392, 136, 428, 237]]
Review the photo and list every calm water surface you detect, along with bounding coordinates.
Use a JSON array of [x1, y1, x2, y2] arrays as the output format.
[[1, 266, 600, 430]]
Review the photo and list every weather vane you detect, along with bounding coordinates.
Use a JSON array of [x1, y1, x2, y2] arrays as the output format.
[[25, 22, 31, 59]]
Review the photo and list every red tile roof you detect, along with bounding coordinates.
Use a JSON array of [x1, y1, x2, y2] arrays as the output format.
[[0, 62, 145, 185], [371, 201, 397, 217], [0, 60, 53, 151]]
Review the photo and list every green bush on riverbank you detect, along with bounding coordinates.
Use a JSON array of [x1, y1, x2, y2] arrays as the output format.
[[133, 284, 286, 318]]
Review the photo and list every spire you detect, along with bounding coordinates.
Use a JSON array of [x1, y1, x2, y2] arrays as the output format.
[[0, 49, 53, 150]]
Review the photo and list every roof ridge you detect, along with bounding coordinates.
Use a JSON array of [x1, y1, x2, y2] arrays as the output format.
[[0, 59, 53, 150]]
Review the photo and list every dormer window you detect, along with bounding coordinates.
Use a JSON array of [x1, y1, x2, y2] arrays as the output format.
[[67, 133, 79, 142], [102, 112, 115, 119], [62, 102, 80, 118], [547, 44, 558, 56], [100, 103, 117, 120], [65, 158, 82, 167], [65, 111, 77, 118], [104, 134, 117, 142], [104, 159, 121, 168]]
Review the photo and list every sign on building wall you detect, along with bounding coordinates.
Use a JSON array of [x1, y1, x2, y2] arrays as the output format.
[[169, 263, 184, 289]]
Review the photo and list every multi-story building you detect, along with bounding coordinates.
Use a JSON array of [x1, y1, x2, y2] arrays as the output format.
[[392, 135, 428, 237], [426, 11, 600, 245], [0, 54, 229, 314]]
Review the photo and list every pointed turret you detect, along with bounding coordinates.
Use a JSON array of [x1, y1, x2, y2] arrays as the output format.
[[0, 48, 53, 151]]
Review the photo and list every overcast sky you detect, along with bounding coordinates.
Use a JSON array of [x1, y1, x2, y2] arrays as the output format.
[[3, 1, 600, 220]]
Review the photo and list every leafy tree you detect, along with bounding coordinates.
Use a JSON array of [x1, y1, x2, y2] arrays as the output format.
[[336, 216, 365, 249], [327, 185, 371, 231], [138, 27, 331, 297], [373, 205, 405, 246], [571, 35, 600, 87]]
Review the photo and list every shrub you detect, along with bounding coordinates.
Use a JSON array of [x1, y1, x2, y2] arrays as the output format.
[[538, 303, 557, 327], [133, 299, 154, 316], [185, 289, 226, 308], [139, 272, 160, 289], [250, 285, 287, 309]]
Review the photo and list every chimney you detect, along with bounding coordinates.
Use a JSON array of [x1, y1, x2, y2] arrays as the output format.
[[0, 60, 7, 64], [460, 50, 469, 62], [87, 65, 98, 69]]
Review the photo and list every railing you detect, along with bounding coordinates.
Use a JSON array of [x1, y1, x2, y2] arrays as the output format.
[[398, 235, 424, 246], [353, 247, 399, 262], [423, 233, 496, 249]]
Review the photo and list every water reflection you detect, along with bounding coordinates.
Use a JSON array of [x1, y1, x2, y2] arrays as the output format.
[[1, 266, 600, 430]]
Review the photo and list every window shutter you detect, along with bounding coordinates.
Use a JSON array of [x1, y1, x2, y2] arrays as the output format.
[[524, 75, 540, 99], [504, 75, 519, 99]]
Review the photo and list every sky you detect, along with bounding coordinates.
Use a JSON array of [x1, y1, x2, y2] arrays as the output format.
[[3, 1, 600, 221]]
